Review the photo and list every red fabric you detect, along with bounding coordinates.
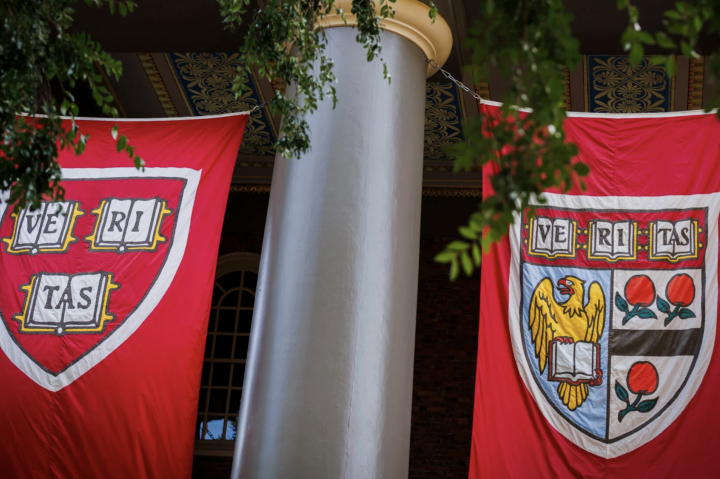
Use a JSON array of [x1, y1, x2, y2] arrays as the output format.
[[0, 115, 247, 478], [470, 104, 720, 478]]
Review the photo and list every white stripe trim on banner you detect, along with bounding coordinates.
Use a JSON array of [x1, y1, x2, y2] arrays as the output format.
[[480, 98, 718, 119]]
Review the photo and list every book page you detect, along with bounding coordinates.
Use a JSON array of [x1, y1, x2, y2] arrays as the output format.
[[15, 203, 47, 249], [123, 199, 160, 246], [673, 219, 693, 255], [552, 218, 571, 254], [532, 217, 554, 252], [591, 220, 613, 255], [98, 199, 132, 245], [554, 342, 575, 376], [574, 342, 595, 378], [654, 220, 675, 255], [37, 202, 71, 248], [612, 221, 632, 256], [29, 274, 69, 325], [63, 273, 104, 327]]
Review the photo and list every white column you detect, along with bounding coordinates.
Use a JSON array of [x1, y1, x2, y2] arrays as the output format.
[[232, 2, 451, 477]]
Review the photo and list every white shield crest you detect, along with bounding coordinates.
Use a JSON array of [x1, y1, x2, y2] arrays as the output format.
[[509, 193, 718, 458], [0, 167, 200, 392]]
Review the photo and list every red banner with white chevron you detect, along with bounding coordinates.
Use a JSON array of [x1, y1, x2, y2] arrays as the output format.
[[0, 113, 247, 478], [470, 103, 720, 477]]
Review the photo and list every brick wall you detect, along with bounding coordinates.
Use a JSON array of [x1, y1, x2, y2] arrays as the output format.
[[408, 237, 479, 478]]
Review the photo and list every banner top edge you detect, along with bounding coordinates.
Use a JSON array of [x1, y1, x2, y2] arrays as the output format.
[[20, 110, 253, 123], [480, 99, 718, 119]]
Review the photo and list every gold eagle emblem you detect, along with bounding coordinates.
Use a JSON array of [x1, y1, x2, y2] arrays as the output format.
[[529, 276, 606, 411]]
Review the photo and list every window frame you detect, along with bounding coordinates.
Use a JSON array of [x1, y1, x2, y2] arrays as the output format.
[[194, 252, 260, 457]]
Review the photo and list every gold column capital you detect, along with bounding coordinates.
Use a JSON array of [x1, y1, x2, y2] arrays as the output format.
[[317, 0, 453, 77]]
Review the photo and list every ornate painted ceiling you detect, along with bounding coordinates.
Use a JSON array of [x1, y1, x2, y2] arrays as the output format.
[[132, 52, 706, 196], [165, 53, 278, 158], [157, 52, 467, 162]]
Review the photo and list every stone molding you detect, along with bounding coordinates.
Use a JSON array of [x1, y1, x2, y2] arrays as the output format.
[[317, 0, 453, 77]]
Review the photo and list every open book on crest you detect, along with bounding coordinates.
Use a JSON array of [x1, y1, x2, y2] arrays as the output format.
[[548, 340, 600, 384], [85, 197, 172, 252], [14, 272, 119, 336], [3, 201, 84, 255]]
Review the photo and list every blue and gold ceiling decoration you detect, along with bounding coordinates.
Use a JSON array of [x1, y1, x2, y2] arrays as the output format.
[[162, 53, 467, 161], [584, 55, 675, 113], [424, 82, 466, 161], [166, 52, 277, 158], [688, 57, 705, 110]]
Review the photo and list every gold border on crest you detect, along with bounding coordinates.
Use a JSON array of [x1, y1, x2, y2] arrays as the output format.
[[13, 273, 119, 335], [84, 198, 172, 253], [2, 202, 85, 255], [648, 219, 700, 263], [526, 217, 578, 260], [586, 220, 638, 262]]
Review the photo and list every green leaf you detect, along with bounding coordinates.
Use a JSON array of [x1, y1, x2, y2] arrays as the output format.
[[572, 163, 589, 176], [116, 135, 127, 152], [615, 381, 629, 402], [665, 55, 677, 77], [655, 32, 675, 49], [637, 398, 658, 413], [637, 308, 657, 319], [472, 242, 481, 265], [461, 252, 473, 276], [111, 125, 119, 140], [459, 226, 477, 240], [637, 30, 655, 45], [450, 258, 459, 281], [680, 41, 691, 58], [446, 240, 470, 251], [615, 293, 629, 313], [434, 251, 457, 263], [621, 27, 636, 50], [678, 308, 696, 319], [650, 55, 667, 66], [656, 296, 671, 313]]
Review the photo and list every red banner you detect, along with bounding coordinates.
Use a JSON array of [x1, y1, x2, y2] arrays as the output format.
[[471, 103, 720, 477], [0, 113, 248, 478]]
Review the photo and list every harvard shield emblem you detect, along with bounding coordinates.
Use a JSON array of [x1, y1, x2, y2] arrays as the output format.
[[509, 193, 719, 458], [0, 167, 200, 391]]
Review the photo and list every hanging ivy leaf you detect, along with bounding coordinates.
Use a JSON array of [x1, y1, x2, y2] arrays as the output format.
[[1, 0, 140, 212]]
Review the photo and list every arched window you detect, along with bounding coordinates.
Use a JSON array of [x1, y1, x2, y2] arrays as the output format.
[[195, 252, 259, 455]]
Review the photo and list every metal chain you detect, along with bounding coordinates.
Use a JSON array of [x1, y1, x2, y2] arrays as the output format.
[[251, 101, 269, 113], [427, 59, 483, 102]]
